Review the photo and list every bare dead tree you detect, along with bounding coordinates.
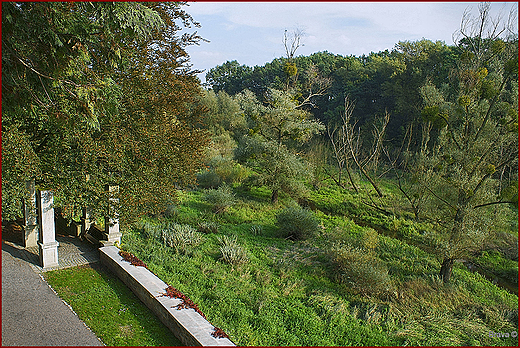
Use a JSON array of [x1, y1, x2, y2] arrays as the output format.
[[296, 63, 332, 109], [328, 96, 389, 197], [327, 97, 358, 192], [283, 28, 305, 60]]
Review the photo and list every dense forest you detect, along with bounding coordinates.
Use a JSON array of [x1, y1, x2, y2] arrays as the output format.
[[2, 2, 518, 346]]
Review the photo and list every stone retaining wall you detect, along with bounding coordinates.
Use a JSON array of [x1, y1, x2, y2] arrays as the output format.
[[99, 246, 235, 346]]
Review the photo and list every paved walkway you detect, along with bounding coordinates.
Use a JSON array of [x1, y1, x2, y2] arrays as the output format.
[[2, 237, 104, 346]]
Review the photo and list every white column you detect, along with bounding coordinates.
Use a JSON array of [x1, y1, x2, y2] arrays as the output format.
[[23, 179, 39, 248], [37, 190, 59, 268], [103, 185, 121, 246]]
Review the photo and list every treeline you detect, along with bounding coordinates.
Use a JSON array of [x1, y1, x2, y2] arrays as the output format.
[[203, 39, 502, 149]]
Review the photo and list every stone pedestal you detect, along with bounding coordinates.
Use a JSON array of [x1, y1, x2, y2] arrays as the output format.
[[103, 185, 121, 246], [23, 180, 39, 248], [39, 241, 59, 267], [37, 190, 59, 268]]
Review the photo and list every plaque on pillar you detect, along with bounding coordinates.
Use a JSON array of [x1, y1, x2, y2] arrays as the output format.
[[37, 190, 59, 268], [23, 179, 39, 248], [103, 185, 121, 246]]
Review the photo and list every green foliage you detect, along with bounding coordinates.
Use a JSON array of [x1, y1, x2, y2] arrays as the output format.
[[276, 206, 321, 240], [283, 62, 298, 77], [2, 2, 208, 224], [236, 136, 312, 203], [208, 156, 250, 185], [476, 250, 519, 284], [204, 185, 237, 213], [197, 169, 222, 189], [330, 232, 395, 297], [1, 125, 41, 219], [250, 224, 263, 236]]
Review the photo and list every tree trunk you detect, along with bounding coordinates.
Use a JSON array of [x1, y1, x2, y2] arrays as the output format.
[[440, 257, 455, 283], [271, 189, 279, 204]]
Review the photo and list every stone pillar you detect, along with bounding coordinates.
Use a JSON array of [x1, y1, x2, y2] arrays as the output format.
[[37, 190, 59, 268], [23, 179, 39, 248], [81, 207, 93, 236], [102, 185, 121, 246]]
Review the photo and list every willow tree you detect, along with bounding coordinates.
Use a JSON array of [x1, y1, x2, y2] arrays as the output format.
[[412, 3, 518, 283], [2, 2, 208, 223]]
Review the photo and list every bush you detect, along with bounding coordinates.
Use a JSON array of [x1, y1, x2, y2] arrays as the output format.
[[197, 170, 221, 189], [276, 206, 321, 240], [204, 185, 237, 213], [210, 155, 250, 184], [331, 243, 394, 297], [217, 235, 248, 265], [164, 203, 178, 219], [161, 223, 202, 255]]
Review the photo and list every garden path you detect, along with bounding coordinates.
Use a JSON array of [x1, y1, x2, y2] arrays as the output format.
[[1, 241, 103, 346]]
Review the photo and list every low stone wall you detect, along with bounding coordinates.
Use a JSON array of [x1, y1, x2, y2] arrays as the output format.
[[99, 246, 235, 346]]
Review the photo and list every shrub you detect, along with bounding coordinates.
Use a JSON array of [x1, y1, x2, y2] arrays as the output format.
[[331, 243, 394, 297], [361, 228, 379, 251], [276, 206, 320, 240], [210, 155, 250, 184], [204, 185, 237, 213], [161, 223, 202, 255], [217, 235, 248, 265], [163, 203, 178, 219], [197, 221, 219, 234], [197, 170, 221, 189]]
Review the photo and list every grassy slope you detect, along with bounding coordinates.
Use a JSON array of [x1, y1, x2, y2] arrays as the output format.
[[120, 183, 518, 346], [44, 263, 183, 346]]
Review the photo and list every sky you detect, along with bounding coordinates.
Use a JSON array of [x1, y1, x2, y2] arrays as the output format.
[[181, 1, 518, 82]]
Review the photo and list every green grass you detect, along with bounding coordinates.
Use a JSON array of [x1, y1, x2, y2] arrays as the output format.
[[119, 182, 518, 346], [44, 263, 183, 346]]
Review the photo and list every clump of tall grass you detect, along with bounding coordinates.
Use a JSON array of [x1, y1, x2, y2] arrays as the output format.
[[331, 242, 395, 297], [329, 229, 394, 297], [276, 206, 321, 240], [217, 235, 248, 265], [197, 221, 220, 234], [141, 220, 163, 240], [250, 224, 263, 236], [197, 169, 221, 189], [161, 223, 202, 255]]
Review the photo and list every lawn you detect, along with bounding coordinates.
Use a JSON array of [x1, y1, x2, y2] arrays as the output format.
[[44, 263, 183, 346]]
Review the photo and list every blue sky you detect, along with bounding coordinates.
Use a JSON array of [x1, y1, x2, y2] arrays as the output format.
[[182, 2, 518, 81]]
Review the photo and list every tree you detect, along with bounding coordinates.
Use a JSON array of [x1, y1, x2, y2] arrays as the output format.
[[235, 136, 311, 204], [204, 60, 253, 95], [2, 2, 208, 223], [411, 3, 518, 283], [234, 88, 324, 203]]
